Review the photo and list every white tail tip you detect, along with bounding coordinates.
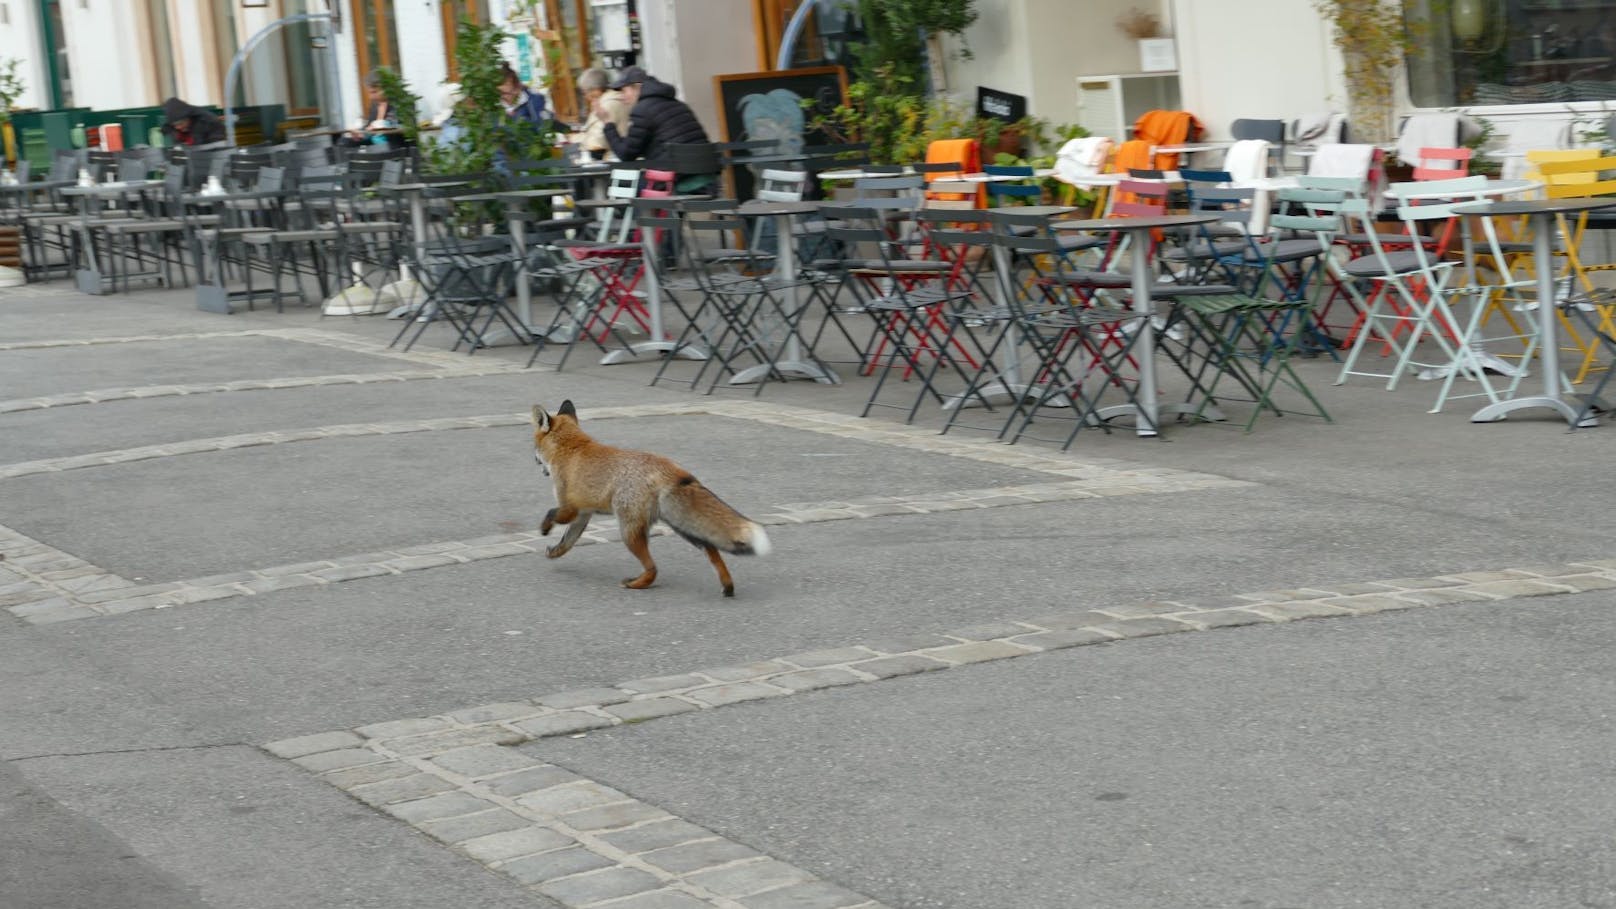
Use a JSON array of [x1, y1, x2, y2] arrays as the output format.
[[749, 524, 772, 557]]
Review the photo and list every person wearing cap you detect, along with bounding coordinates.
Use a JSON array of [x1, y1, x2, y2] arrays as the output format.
[[596, 65, 710, 178], [576, 67, 631, 160]]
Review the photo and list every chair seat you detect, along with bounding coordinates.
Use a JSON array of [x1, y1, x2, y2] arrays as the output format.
[[845, 258, 949, 273], [1342, 250, 1423, 278], [102, 219, 187, 234], [1246, 237, 1323, 264], [1161, 237, 1250, 261], [244, 229, 341, 244]]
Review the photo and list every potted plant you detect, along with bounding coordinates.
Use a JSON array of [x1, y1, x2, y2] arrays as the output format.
[[1313, 0, 1413, 144], [0, 58, 25, 168]]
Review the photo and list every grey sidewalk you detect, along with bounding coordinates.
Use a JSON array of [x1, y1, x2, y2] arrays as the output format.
[[3, 281, 1615, 909]]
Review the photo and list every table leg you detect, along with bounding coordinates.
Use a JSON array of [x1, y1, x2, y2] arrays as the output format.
[[385, 192, 429, 319], [601, 211, 709, 364], [74, 195, 108, 295], [1472, 212, 1595, 427], [730, 214, 838, 384], [942, 238, 1068, 410]]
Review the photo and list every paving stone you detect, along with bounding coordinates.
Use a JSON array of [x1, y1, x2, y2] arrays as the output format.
[[684, 682, 788, 707], [604, 697, 700, 723], [697, 660, 794, 682], [445, 702, 548, 725], [768, 668, 865, 692], [738, 879, 873, 909], [1084, 617, 1192, 639], [1019, 611, 1121, 631], [430, 745, 544, 779], [780, 647, 876, 668], [619, 674, 708, 694], [257, 560, 337, 577], [857, 632, 960, 654], [1245, 601, 1355, 621], [15, 602, 102, 624], [1305, 582, 1391, 597], [1318, 595, 1422, 614], [1440, 570, 1535, 584], [385, 791, 497, 823], [355, 716, 455, 740], [536, 866, 663, 905], [292, 748, 387, 773], [458, 826, 576, 863], [166, 585, 244, 605], [593, 890, 712, 909], [311, 564, 395, 583], [597, 819, 716, 855], [513, 711, 617, 739], [944, 622, 1039, 641], [264, 730, 364, 759], [1549, 574, 1616, 592], [1169, 609, 1277, 630], [387, 725, 528, 756], [1506, 563, 1586, 578], [921, 641, 1033, 664], [420, 809, 534, 845], [536, 687, 635, 709], [349, 773, 458, 806], [499, 847, 615, 885], [1372, 576, 1465, 590], [1007, 628, 1115, 650], [848, 655, 950, 680], [379, 554, 461, 572], [320, 761, 421, 789], [482, 765, 586, 798], [685, 859, 811, 899], [1394, 587, 1499, 606], [517, 781, 630, 816], [1095, 601, 1191, 619], [1463, 579, 1573, 598], [639, 838, 763, 874], [239, 574, 322, 595], [562, 800, 671, 832]]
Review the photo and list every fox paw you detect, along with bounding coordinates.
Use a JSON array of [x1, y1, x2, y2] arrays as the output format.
[[540, 509, 557, 536], [722, 583, 735, 598], [545, 545, 569, 559]]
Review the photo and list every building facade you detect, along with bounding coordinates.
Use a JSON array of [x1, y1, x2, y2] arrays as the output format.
[[0, 0, 1607, 151]]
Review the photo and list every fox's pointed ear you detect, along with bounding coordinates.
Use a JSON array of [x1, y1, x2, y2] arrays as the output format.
[[530, 405, 550, 430], [558, 400, 577, 417]]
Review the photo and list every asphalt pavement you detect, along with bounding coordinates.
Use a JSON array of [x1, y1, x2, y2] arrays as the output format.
[[4, 279, 1616, 909]]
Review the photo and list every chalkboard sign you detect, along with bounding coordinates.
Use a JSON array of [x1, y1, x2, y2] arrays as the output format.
[[977, 87, 1027, 123], [714, 66, 848, 200]]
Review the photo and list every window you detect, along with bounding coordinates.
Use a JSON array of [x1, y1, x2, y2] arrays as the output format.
[[350, 0, 401, 91], [281, 0, 322, 115], [1406, 0, 1616, 107]]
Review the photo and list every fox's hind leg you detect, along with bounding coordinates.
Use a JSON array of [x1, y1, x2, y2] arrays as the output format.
[[619, 519, 658, 589], [544, 510, 592, 559], [703, 545, 736, 598]]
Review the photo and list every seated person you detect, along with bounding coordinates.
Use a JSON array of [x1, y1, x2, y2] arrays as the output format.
[[343, 71, 405, 148], [499, 64, 550, 126], [161, 97, 227, 147]]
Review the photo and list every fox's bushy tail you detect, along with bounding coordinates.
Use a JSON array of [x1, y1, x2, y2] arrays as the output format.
[[659, 477, 772, 556]]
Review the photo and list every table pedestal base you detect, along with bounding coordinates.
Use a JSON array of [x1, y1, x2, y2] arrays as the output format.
[[730, 360, 839, 385], [75, 268, 108, 296], [941, 382, 1073, 412], [1472, 396, 1598, 428], [600, 341, 708, 365], [195, 284, 275, 315], [1096, 401, 1228, 437]]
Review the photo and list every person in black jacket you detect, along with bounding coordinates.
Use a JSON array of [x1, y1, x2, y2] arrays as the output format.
[[597, 66, 711, 188], [161, 97, 227, 147]]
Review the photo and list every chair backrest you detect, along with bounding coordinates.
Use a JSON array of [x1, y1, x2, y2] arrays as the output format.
[[1394, 112, 1461, 173], [1412, 146, 1473, 181], [1231, 118, 1285, 174], [925, 137, 980, 179], [1525, 148, 1603, 191], [1534, 154, 1616, 199], [983, 164, 1040, 207], [607, 168, 642, 201], [1131, 109, 1203, 170], [1053, 136, 1114, 187], [852, 174, 924, 213], [639, 168, 676, 198], [666, 142, 720, 177], [923, 179, 979, 211], [1221, 139, 1271, 182], [1305, 143, 1376, 179], [1111, 178, 1168, 217], [756, 168, 806, 202], [254, 165, 286, 193]]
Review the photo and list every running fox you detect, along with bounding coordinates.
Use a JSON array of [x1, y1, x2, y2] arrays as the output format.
[[531, 401, 771, 597]]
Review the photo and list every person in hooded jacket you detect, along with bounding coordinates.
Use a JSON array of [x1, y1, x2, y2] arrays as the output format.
[[161, 97, 227, 147], [597, 66, 710, 181]]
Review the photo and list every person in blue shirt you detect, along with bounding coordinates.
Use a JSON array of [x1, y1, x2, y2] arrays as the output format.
[[499, 64, 550, 126]]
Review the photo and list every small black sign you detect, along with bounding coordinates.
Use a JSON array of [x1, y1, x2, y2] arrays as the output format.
[[977, 87, 1027, 123]]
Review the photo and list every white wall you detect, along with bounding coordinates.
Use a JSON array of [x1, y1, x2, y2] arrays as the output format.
[[56, 0, 154, 109], [634, 0, 752, 141], [0, 0, 49, 110], [396, 0, 450, 120], [1171, 0, 1341, 139]]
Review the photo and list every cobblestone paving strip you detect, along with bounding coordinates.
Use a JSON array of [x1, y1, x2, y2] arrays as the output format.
[[0, 522, 135, 625], [2, 401, 1250, 623], [0, 328, 528, 414], [266, 557, 1616, 909]]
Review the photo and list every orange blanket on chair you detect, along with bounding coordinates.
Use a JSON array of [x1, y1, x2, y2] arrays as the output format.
[[1132, 110, 1204, 171], [925, 138, 984, 207]]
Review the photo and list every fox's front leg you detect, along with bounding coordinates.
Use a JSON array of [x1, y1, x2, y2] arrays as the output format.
[[541, 504, 579, 536], [542, 506, 592, 559]]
